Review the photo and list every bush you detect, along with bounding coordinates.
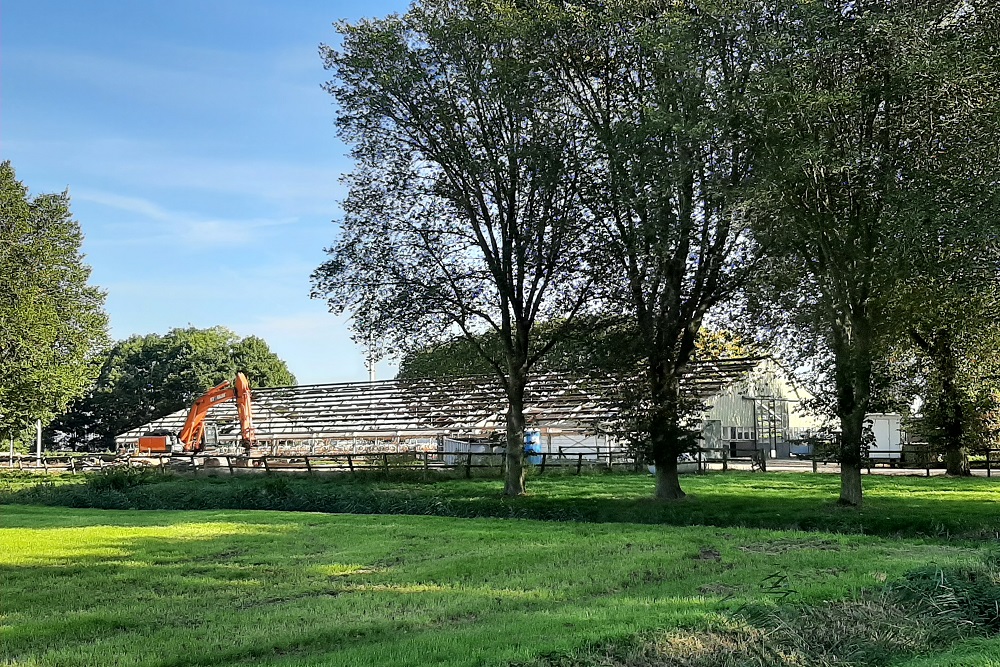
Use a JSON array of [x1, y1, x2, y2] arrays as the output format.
[[86, 466, 164, 493]]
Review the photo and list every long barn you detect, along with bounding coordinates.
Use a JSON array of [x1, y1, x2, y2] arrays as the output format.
[[115, 358, 774, 457]]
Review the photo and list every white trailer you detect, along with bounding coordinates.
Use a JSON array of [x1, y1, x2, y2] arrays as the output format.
[[866, 413, 905, 461]]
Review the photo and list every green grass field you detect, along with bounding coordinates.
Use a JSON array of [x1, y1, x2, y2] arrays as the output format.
[[3, 471, 1000, 666]]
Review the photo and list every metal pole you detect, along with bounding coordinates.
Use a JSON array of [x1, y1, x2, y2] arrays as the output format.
[[36, 419, 42, 465], [8, 435, 13, 466]]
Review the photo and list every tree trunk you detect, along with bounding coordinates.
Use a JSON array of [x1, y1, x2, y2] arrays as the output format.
[[937, 336, 970, 476], [944, 446, 970, 477], [503, 373, 527, 496], [649, 370, 687, 501], [654, 456, 686, 500], [833, 316, 872, 508], [838, 407, 866, 506], [839, 460, 863, 506]]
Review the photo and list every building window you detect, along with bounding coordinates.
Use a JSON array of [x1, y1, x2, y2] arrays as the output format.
[[730, 427, 755, 441]]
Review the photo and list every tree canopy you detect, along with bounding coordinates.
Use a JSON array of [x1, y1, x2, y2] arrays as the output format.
[[0, 162, 108, 442], [543, 0, 764, 499], [747, 0, 1000, 505], [49, 326, 295, 450], [312, 0, 595, 495], [316, 0, 1000, 505], [398, 321, 752, 380]]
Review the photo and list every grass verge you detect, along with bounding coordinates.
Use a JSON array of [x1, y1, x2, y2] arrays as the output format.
[[4, 468, 1000, 538]]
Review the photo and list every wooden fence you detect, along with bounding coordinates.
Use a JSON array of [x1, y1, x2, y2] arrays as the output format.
[[0, 450, 639, 477], [4, 446, 998, 477]]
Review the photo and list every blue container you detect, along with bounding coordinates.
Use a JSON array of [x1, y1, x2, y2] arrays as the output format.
[[524, 430, 543, 465]]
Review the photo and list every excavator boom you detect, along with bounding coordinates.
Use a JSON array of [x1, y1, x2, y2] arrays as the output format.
[[178, 371, 257, 452], [138, 372, 256, 454]]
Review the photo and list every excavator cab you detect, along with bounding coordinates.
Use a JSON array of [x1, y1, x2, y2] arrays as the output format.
[[137, 430, 182, 454]]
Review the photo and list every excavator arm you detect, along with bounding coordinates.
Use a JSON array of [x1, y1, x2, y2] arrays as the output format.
[[177, 372, 256, 452]]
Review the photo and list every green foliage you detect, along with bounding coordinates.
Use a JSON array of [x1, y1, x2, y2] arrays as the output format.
[[746, 1, 1000, 502], [0, 161, 108, 439], [398, 322, 754, 380], [1, 503, 995, 667], [85, 466, 164, 493], [48, 326, 295, 449], [897, 287, 1000, 466], [313, 0, 597, 495]]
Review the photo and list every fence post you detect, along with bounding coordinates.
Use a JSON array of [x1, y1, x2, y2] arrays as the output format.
[[262, 457, 270, 474], [576, 453, 584, 475], [539, 453, 547, 475], [227, 456, 235, 475], [159, 456, 165, 473], [382, 453, 389, 472], [191, 455, 198, 475], [987, 451, 992, 478], [722, 446, 729, 472], [465, 452, 473, 478]]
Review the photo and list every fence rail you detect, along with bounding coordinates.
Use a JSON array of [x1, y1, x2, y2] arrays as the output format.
[[4, 446, 999, 477], [0, 450, 640, 477]]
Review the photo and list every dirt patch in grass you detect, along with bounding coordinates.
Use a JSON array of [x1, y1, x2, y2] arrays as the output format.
[[737, 537, 843, 555]]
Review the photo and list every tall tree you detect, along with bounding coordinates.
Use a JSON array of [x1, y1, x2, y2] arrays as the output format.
[[0, 162, 108, 442], [312, 0, 593, 495], [749, 1, 1000, 505], [49, 326, 295, 449], [890, 3, 1000, 474], [547, 0, 762, 499], [899, 286, 1000, 475]]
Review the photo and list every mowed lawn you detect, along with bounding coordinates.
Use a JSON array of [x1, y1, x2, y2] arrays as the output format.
[[1, 503, 997, 667]]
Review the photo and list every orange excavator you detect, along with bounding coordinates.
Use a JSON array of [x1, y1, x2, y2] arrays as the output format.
[[137, 372, 256, 455]]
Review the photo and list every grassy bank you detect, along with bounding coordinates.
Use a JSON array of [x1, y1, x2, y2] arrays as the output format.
[[4, 469, 1000, 538], [2, 504, 998, 667]]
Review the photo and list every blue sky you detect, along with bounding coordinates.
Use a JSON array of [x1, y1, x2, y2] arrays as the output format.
[[2, 0, 410, 385]]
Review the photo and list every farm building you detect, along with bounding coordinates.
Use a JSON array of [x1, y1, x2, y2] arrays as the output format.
[[115, 357, 820, 460], [695, 358, 821, 460]]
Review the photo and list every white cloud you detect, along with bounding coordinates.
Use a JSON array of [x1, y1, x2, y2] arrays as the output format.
[[75, 189, 298, 247]]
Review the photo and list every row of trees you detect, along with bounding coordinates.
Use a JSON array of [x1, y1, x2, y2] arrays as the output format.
[[0, 162, 109, 448], [0, 162, 296, 451], [49, 327, 296, 450], [312, 0, 1000, 505]]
